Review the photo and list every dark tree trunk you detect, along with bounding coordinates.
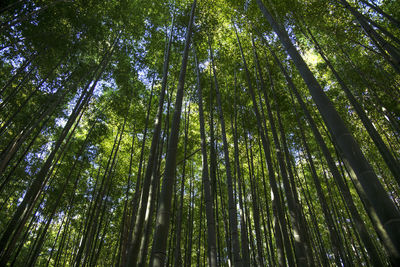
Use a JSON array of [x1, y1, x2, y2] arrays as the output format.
[[149, 2, 196, 265], [256, 0, 400, 262], [0, 42, 114, 265], [306, 28, 400, 186], [194, 47, 218, 267], [125, 16, 174, 266], [209, 34, 243, 267], [268, 43, 386, 266]]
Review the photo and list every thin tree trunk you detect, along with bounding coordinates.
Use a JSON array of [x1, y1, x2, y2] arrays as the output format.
[[231, 73, 250, 267], [209, 34, 243, 267], [257, 137, 277, 267], [0, 43, 113, 264], [256, 0, 400, 262], [184, 167, 194, 267], [121, 82, 154, 267], [358, 0, 400, 28], [0, 65, 36, 111], [247, 137, 265, 266], [306, 28, 400, 186], [217, 165, 233, 266], [297, 167, 330, 267], [272, 85, 315, 266], [208, 65, 222, 267], [196, 180, 204, 267], [252, 33, 311, 266], [149, 2, 196, 265], [0, 69, 80, 178], [268, 43, 386, 266], [0, 51, 38, 97], [233, 25, 293, 266], [171, 101, 189, 267], [337, 0, 400, 73], [296, 101, 349, 265], [117, 128, 136, 267], [233, 32, 267, 265], [26, 124, 95, 267], [125, 16, 175, 266], [137, 131, 164, 266], [194, 47, 218, 267], [78, 118, 125, 266]]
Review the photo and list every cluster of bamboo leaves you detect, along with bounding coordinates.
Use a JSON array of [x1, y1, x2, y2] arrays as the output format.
[[0, 0, 399, 266]]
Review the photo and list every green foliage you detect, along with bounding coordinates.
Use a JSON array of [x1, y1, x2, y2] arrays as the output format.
[[0, 0, 399, 265]]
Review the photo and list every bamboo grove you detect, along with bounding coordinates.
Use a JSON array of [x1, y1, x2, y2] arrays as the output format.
[[0, 0, 399, 266]]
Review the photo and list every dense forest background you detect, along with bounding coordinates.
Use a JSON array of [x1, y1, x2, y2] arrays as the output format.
[[0, 0, 400, 266]]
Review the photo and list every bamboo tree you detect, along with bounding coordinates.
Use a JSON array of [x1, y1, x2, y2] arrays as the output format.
[[305, 28, 400, 186], [149, 2, 196, 265], [184, 169, 194, 267], [256, 0, 400, 262], [119, 82, 154, 266], [117, 129, 136, 267], [271, 82, 315, 266], [256, 137, 277, 266], [337, 0, 400, 73], [293, 50, 384, 265], [208, 91, 223, 266], [253, 33, 312, 266], [194, 46, 218, 267], [246, 137, 265, 266], [196, 178, 204, 267], [209, 33, 243, 267], [125, 16, 175, 266], [0, 51, 38, 97], [173, 102, 190, 267], [358, 0, 400, 28], [231, 73, 250, 267], [0, 68, 84, 178], [241, 136, 259, 265], [216, 162, 233, 266], [295, 96, 350, 265], [77, 118, 125, 266], [233, 24, 294, 266], [26, 119, 99, 267], [137, 124, 165, 266], [1, 1, 399, 265], [0, 39, 116, 265], [268, 41, 386, 266]]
